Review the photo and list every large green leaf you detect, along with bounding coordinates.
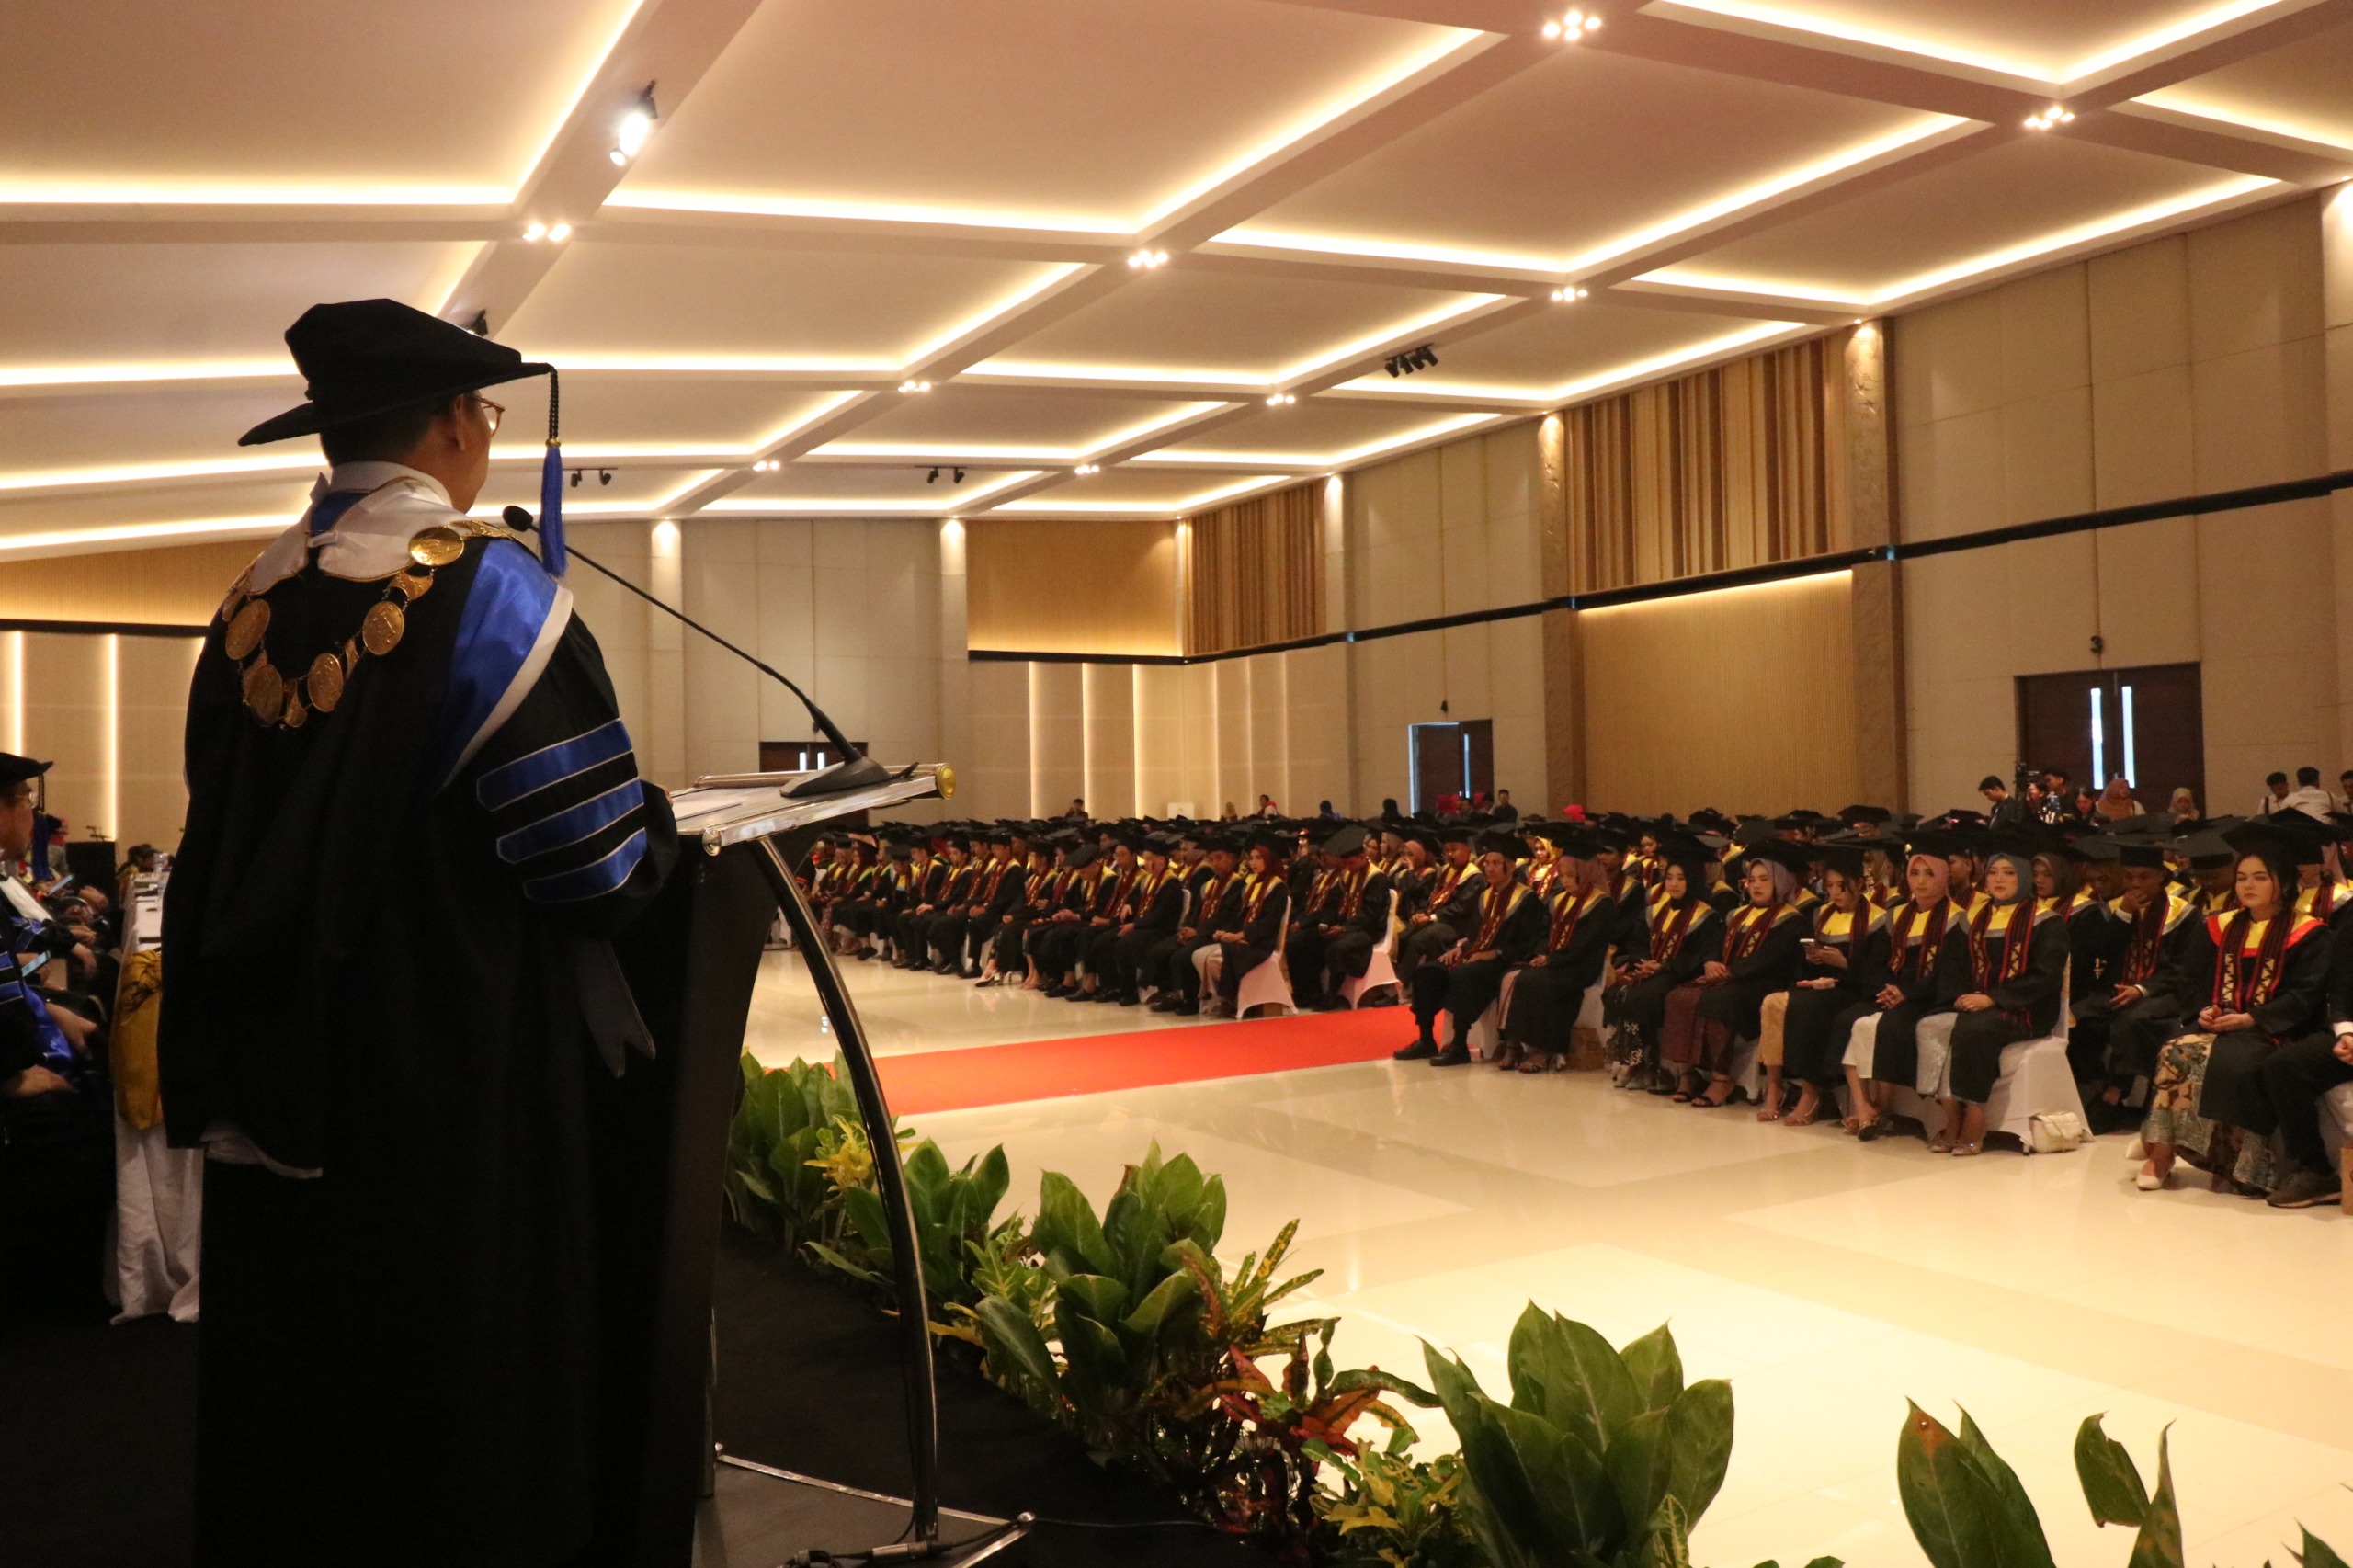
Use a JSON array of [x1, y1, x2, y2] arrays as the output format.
[[2294, 1528, 2352, 1568], [1032, 1171, 1116, 1277], [958, 1145, 1011, 1232], [1953, 1409, 2056, 1568], [1620, 1324, 1685, 1415], [1488, 1399, 1621, 1557], [1898, 1403, 2002, 1568], [972, 1294, 1060, 1394], [840, 1185, 893, 1258], [1120, 1267, 1199, 1341], [1054, 1299, 1130, 1398], [2124, 1428, 2183, 1568], [1055, 1272, 1131, 1326], [2074, 1414, 2149, 1528], [1662, 1379, 1733, 1522], [1507, 1307, 1640, 1457], [1605, 1407, 1672, 1536]]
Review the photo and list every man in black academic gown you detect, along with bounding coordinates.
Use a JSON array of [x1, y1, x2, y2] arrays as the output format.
[[157, 301, 679, 1567]]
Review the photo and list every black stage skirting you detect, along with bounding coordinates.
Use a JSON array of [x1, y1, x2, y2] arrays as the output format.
[[0, 1230, 1256, 1567]]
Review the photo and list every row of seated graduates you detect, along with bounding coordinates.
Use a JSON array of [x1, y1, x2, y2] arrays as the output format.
[[1559, 802, 2353, 1196]]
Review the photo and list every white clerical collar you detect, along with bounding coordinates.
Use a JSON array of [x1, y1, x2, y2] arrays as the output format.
[[318, 460, 454, 509]]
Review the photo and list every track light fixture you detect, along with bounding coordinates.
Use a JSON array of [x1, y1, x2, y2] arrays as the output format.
[[599, 469, 613, 486], [899, 379, 932, 393], [569, 469, 582, 488], [926, 467, 939, 483], [952, 468, 966, 483], [1548, 286, 1590, 302], [1383, 345, 1439, 378], [1126, 248, 1170, 269], [1540, 7, 1601, 40], [611, 84, 658, 166], [2024, 104, 2075, 131]]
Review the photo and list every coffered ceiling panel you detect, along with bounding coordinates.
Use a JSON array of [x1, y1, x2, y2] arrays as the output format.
[[616, 0, 1458, 224], [474, 466, 714, 513], [1334, 299, 1782, 401], [2136, 18, 2353, 151], [1149, 401, 1498, 464], [1241, 49, 1935, 268], [1725, 0, 2241, 79], [504, 245, 1070, 362], [0, 481, 314, 546], [484, 379, 851, 452], [723, 462, 1030, 507], [1669, 136, 2254, 301], [0, 243, 476, 364], [822, 391, 1214, 457], [983, 270, 1494, 384], [0, 387, 313, 476], [0, 0, 639, 195]]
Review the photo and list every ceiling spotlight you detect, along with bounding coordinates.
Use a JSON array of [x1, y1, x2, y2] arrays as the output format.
[[569, 469, 582, 488], [899, 379, 932, 393], [1549, 286, 1589, 302], [598, 469, 613, 486], [1266, 392, 1295, 405], [2024, 104, 2075, 131], [952, 468, 966, 483], [1542, 7, 1601, 40], [1074, 462, 1099, 475], [926, 467, 940, 483], [613, 85, 658, 165], [522, 222, 547, 242], [547, 222, 573, 243], [1126, 248, 1169, 269]]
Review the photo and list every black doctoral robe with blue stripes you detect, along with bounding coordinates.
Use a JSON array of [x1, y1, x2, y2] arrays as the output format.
[[161, 519, 678, 1568]]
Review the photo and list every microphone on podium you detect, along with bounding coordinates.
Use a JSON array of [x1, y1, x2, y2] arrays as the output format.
[[501, 506, 892, 798]]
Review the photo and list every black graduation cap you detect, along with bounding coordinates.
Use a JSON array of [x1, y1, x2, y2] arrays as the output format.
[[0, 752, 51, 789], [1063, 842, 1101, 869], [1436, 820, 1476, 845], [1198, 831, 1241, 855], [1400, 827, 1440, 855], [1816, 841, 1870, 880], [2173, 829, 2236, 869], [1653, 832, 1716, 879], [1837, 803, 1893, 825], [1246, 826, 1292, 857], [238, 299, 554, 446], [2113, 841, 2169, 870], [2229, 817, 2322, 867], [1321, 823, 1370, 858], [1474, 828, 1523, 859], [1729, 837, 1813, 878], [1528, 822, 1600, 857]]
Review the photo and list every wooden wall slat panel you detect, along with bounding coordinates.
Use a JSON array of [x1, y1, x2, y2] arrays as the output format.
[[967, 519, 1178, 655], [0, 540, 256, 625], [1184, 482, 1322, 655]]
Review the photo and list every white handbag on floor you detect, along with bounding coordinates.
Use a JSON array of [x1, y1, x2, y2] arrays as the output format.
[[2029, 1110, 2088, 1153]]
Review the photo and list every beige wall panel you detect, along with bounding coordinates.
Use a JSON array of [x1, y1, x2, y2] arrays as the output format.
[[1176, 661, 1218, 815], [680, 517, 761, 783], [22, 633, 110, 840], [116, 635, 199, 851], [1488, 613, 1548, 809], [1904, 407, 2005, 540], [752, 519, 818, 740], [1901, 549, 2001, 668], [2197, 497, 2336, 764], [0, 540, 258, 627], [1246, 652, 1290, 811], [1134, 663, 1185, 818], [1027, 661, 1084, 818], [1283, 643, 1351, 813], [1439, 622, 1493, 721], [964, 519, 1177, 656], [2188, 197, 2324, 363], [1578, 573, 1856, 815], [2191, 337, 2328, 492], [1440, 504, 1492, 616], [961, 658, 1031, 820], [564, 521, 653, 766], [1483, 424, 1541, 524], [2002, 386, 2096, 526], [2088, 234, 2189, 382], [2005, 533, 2100, 674], [1212, 657, 1253, 816], [1903, 289, 2006, 424], [2091, 517, 2201, 669], [2091, 367, 2197, 508], [1080, 663, 1137, 820], [1907, 674, 2018, 817], [1999, 264, 2090, 402]]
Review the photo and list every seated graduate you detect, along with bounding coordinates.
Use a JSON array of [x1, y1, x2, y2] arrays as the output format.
[[1199, 830, 1291, 1016], [2072, 839, 2196, 1130], [892, 832, 964, 970], [2246, 915, 2353, 1209], [1288, 823, 1392, 1011], [1916, 837, 2069, 1155], [1153, 833, 1243, 1016], [2279, 810, 2353, 934], [1844, 840, 1971, 1140], [983, 840, 1056, 983], [1091, 831, 1184, 1006], [1769, 840, 1890, 1128], [1062, 834, 1142, 1001], [1604, 835, 1721, 1090], [1396, 829, 1543, 1066], [1282, 835, 1346, 1008], [2140, 824, 2335, 1198], [1396, 822, 1480, 984], [1658, 835, 1807, 1107], [1029, 841, 1105, 996], [1496, 824, 1616, 1073], [949, 828, 1028, 980]]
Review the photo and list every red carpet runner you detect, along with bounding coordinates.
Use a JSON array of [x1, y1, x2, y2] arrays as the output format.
[[873, 1008, 1404, 1116]]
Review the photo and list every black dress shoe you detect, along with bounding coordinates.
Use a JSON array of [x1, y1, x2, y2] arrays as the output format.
[[1172, 1002, 1200, 1017], [1392, 1040, 1438, 1062], [1430, 1048, 1472, 1067]]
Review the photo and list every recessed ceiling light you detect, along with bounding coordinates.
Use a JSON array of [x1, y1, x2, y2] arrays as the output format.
[[1541, 8, 1601, 40], [546, 222, 573, 243], [615, 86, 657, 165], [1126, 249, 1169, 269], [1265, 392, 1295, 405], [522, 222, 547, 242], [2023, 105, 2075, 131], [1074, 462, 1099, 475], [898, 379, 932, 393], [1548, 286, 1590, 302]]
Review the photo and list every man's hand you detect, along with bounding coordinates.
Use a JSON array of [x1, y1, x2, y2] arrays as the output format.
[[1799, 977, 1837, 990], [1321, 924, 1341, 937], [1409, 914, 1431, 926], [1701, 960, 1729, 983], [1176, 927, 1197, 942], [2110, 983, 2143, 1008], [1118, 922, 1135, 937], [1876, 983, 1905, 1008], [1956, 993, 1994, 1013], [1807, 946, 1847, 969], [2334, 1033, 2353, 1065], [4, 1065, 73, 1099], [2200, 1007, 2254, 1033]]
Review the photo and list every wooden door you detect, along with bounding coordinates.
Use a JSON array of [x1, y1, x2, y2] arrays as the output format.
[[1411, 722, 1464, 813], [2015, 664, 2200, 812], [1464, 719, 1495, 803]]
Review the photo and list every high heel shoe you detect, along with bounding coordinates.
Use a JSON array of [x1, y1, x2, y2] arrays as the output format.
[[2134, 1162, 2170, 1191]]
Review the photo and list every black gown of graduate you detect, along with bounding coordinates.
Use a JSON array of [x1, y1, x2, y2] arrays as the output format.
[[158, 475, 678, 1568]]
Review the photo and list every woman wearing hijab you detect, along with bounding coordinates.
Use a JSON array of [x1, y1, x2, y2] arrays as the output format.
[[1607, 840, 1720, 1090], [1661, 839, 1809, 1108], [1917, 840, 2070, 1155], [1844, 841, 1971, 1138], [1775, 845, 1891, 1128], [2095, 778, 2145, 822], [2166, 787, 2200, 825], [1205, 832, 1293, 1016], [1498, 825, 1616, 1072], [2138, 827, 2334, 1195]]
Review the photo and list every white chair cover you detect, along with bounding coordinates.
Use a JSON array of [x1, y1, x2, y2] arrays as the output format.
[[1339, 889, 1399, 1008], [112, 1112, 203, 1323]]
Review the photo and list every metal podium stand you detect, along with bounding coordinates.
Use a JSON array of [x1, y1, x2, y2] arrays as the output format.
[[613, 765, 952, 1567]]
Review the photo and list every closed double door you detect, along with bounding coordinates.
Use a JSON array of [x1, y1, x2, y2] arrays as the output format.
[[2015, 663, 2202, 812]]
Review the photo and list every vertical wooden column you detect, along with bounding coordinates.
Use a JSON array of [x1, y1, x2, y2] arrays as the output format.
[[1536, 411, 1586, 810], [1837, 322, 1906, 810]]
